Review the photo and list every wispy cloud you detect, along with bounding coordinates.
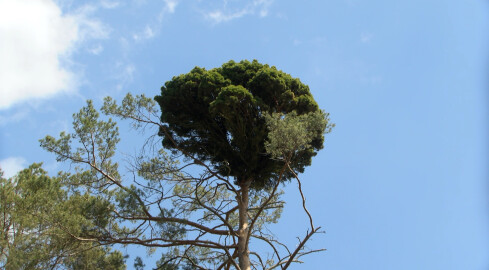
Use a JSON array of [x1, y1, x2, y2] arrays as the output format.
[[88, 44, 104, 55], [0, 108, 30, 127], [164, 0, 178, 13], [100, 0, 121, 9], [73, 5, 111, 41], [292, 36, 327, 47], [0, 0, 110, 110], [133, 25, 155, 41], [360, 32, 373, 43], [132, 0, 147, 6], [114, 62, 136, 91], [0, 157, 27, 178], [206, 9, 248, 23], [203, 0, 274, 24], [132, 0, 178, 42]]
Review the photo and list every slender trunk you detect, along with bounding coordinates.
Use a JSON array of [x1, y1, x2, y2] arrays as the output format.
[[237, 181, 251, 270]]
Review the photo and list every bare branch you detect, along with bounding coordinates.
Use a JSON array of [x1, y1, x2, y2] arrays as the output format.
[[287, 163, 314, 231]]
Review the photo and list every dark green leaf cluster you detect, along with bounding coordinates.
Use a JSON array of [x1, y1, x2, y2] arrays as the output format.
[[155, 60, 327, 188]]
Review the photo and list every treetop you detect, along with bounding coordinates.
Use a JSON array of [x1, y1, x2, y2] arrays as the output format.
[[156, 59, 333, 188]]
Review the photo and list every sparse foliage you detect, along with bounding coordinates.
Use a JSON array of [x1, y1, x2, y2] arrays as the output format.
[[23, 60, 333, 269]]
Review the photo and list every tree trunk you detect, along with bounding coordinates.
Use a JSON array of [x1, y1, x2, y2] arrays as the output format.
[[237, 181, 251, 270]]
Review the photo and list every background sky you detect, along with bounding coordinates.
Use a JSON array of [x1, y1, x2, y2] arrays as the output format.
[[1, 0, 488, 269]]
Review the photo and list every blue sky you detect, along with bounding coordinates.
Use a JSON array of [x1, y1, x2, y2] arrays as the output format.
[[1, 0, 488, 269]]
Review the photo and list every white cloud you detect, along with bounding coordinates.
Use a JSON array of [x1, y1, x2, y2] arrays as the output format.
[[0, 0, 109, 110], [164, 0, 178, 13], [0, 0, 77, 110], [0, 157, 27, 178], [207, 10, 247, 23], [203, 0, 274, 24]]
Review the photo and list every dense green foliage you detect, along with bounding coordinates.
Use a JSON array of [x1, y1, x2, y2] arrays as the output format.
[[0, 164, 126, 270], [156, 60, 333, 188]]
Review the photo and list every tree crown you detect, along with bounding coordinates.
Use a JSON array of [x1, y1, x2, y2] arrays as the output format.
[[155, 60, 333, 188]]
